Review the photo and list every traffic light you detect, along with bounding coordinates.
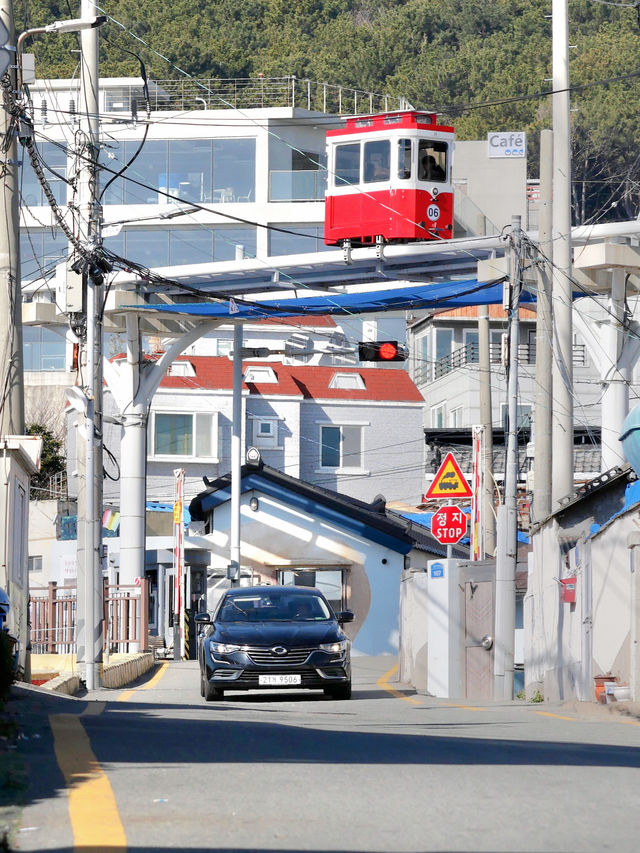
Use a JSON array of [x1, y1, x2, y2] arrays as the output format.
[[358, 341, 407, 362]]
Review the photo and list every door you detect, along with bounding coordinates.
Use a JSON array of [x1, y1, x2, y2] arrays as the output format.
[[464, 580, 494, 699]]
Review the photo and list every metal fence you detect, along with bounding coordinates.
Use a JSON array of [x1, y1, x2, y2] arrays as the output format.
[[111, 76, 410, 115], [29, 580, 149, 655], [415, 341, 588, 386]]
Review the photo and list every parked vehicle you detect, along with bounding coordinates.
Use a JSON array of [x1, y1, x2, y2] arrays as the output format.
[[196, 586, 353, 700]]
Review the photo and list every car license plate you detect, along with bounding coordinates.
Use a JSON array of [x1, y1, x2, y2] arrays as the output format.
[[258, 674, 301, 686]]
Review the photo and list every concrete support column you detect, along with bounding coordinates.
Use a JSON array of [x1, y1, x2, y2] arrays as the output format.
[[601, 267, 629, 470]]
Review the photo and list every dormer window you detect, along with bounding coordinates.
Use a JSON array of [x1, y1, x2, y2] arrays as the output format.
[[329, 372, 365, 390], [168, 361, 195, 377], [243, 366, 277, 384]]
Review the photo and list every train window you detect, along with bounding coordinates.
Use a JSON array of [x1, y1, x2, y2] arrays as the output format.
[[335, 143, 360, 186], [418, 140, 448, 182], [398, 139, 412, 179], [363, 140, 390, 183]]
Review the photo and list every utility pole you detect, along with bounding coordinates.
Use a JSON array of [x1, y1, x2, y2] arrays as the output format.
[[478, 305, 495, 555], [494, 215, 522, 701], [229, 322, 243, 587], [77, 0, 103, 690], [600, 265, 629, 470], [533, 129, 554, 521], [551, 0, 574, 506], [0, 0, 24, 439]]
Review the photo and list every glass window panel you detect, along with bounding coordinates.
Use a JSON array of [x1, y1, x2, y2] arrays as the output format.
[[20, 232, 40, 281], [125, 229, 170, 268], [464, 330, 479, 363], [269, 226, 318, 256], [321, 426, 340, 467], [335, 143, 360, 187], [155, 413, 192, 455], [341, 426, 362, 467], [195, 413, 213, 457], [42, 231, 67, 271], [169, 228, 214, 265], [313, 570, 343, 613], [364, 140, 390, 183], [104, 231, 126, 258], [398, 139, 412, 179], [124, 140, 168, 204], [99, 141, 125, 204], [418, 140, 448, 182], [435, 328, 453, 360], [168, 140, 212, 203], [213, 138, 255, 203], [213, 227, 256, 261]]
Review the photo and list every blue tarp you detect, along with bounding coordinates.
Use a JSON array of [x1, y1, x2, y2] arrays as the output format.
[[588, 479, 640, 538], [131, 279, 539, 319]]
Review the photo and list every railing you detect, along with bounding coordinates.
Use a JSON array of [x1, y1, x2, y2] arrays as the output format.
[[453, 187, 500, 238], [29, 580, 149, 655], [415, 341, 587, 386], [269, 169, 328, 201], [114, 77, 410, 115]]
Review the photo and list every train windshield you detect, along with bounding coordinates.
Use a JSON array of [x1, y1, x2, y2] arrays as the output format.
[[363, 140, 390, 183], [418, 140, 448, 183], [335, 143, 360, 186]]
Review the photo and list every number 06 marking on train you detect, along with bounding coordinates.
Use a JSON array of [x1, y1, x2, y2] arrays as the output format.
[[427, 204, 440, 220]]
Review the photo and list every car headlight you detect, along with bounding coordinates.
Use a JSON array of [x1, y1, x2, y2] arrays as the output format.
[[209, 641, 242, 655], [319, 640, 347, 654]]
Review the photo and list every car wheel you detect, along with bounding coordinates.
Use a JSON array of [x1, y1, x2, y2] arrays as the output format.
[[324, 680, 352, 700], [204, 678, 224, 702], [199, 667, 205, 698]]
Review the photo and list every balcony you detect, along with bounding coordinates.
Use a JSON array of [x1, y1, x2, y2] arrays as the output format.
[[415, 341, 587, 386], [269, 169, 328, 202]]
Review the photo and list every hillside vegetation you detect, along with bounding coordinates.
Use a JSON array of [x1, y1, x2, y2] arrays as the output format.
[[15, 0, 640, 223]]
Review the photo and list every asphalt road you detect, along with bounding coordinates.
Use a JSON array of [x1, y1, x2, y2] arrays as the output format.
[[7, 655, 640, 853]]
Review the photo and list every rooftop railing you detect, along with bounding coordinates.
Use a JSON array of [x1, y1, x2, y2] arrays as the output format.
[[119, 77, 411, 115]]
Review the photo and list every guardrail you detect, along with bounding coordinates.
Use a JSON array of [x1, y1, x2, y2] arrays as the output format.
[[29, 580, 149, 655]]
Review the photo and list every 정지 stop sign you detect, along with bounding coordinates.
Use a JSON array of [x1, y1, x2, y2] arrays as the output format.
[[430, 504, 467, 545]]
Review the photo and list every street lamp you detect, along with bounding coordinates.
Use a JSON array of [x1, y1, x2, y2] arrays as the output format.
[[17, 16, 106, 87]]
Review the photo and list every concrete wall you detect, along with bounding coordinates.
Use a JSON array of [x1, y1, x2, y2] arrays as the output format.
[[453, 140, 527, 231], [526, 501, 640, 703]]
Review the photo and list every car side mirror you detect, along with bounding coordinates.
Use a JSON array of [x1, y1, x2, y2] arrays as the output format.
[[194, 612, 211, 623], [337, 610, 354, 624]]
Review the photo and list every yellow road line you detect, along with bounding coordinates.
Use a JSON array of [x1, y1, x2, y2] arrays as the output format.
[[443, 703, 488, 712], [117, 661, 169, 702], [377, 664, 422, 704], [534, 710, 577, 721], [49, 714, 126, 851]]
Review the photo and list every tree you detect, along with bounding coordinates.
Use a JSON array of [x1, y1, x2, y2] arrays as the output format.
[[25, 423, 66, 500]]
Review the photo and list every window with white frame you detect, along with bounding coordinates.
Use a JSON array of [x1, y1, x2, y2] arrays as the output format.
[[252, 418, 278, 449], [501, 404, 532, 431], [152, 411, 218, 459], [320, 424, 363, 469], [28, 555, 43, 573], [243, 365, 277, 384], [450, 407, 463, 427], [329, 372, 365, 390], [431, 403, 446, 428]]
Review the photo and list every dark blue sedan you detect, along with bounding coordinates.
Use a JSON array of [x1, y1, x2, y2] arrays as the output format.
[[196, 586, 353, 701]]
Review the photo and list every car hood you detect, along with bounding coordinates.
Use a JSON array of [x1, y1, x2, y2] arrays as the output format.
[[213, 621, 343, 646]]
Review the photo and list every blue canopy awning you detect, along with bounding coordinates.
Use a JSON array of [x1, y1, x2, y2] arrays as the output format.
[[130, 278, 539, 320]]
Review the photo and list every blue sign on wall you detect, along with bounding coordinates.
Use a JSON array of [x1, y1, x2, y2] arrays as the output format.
[[430, 563, 444, 579]]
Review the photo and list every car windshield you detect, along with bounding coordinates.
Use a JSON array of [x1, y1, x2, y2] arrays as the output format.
[[217, 593, 332, 623]]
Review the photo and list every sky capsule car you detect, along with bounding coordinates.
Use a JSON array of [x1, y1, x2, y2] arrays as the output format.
[[324, 110, 455, 247], [196, 586, 354, 701]]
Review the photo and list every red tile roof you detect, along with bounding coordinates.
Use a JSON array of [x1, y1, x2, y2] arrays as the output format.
[[159, 357, 424, 403]]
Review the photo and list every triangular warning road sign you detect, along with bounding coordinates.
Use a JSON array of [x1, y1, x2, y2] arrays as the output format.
[[425, 451, 472, 499]]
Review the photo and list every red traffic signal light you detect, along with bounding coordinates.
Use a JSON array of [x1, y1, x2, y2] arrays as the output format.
[[358, 341, 406, 362]]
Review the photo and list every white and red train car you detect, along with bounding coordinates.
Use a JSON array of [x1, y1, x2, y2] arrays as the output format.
[[324, 111, 455, 247]]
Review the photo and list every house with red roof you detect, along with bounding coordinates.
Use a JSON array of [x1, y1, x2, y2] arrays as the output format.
[[107, 354, 426, 510]]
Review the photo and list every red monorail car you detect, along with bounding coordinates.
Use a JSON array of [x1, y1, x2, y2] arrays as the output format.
[[324, 111, 455, 247]]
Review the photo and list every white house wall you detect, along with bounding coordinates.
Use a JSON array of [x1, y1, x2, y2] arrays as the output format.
[[526, 506, 640, 702], [202, 490, 405, 655]]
